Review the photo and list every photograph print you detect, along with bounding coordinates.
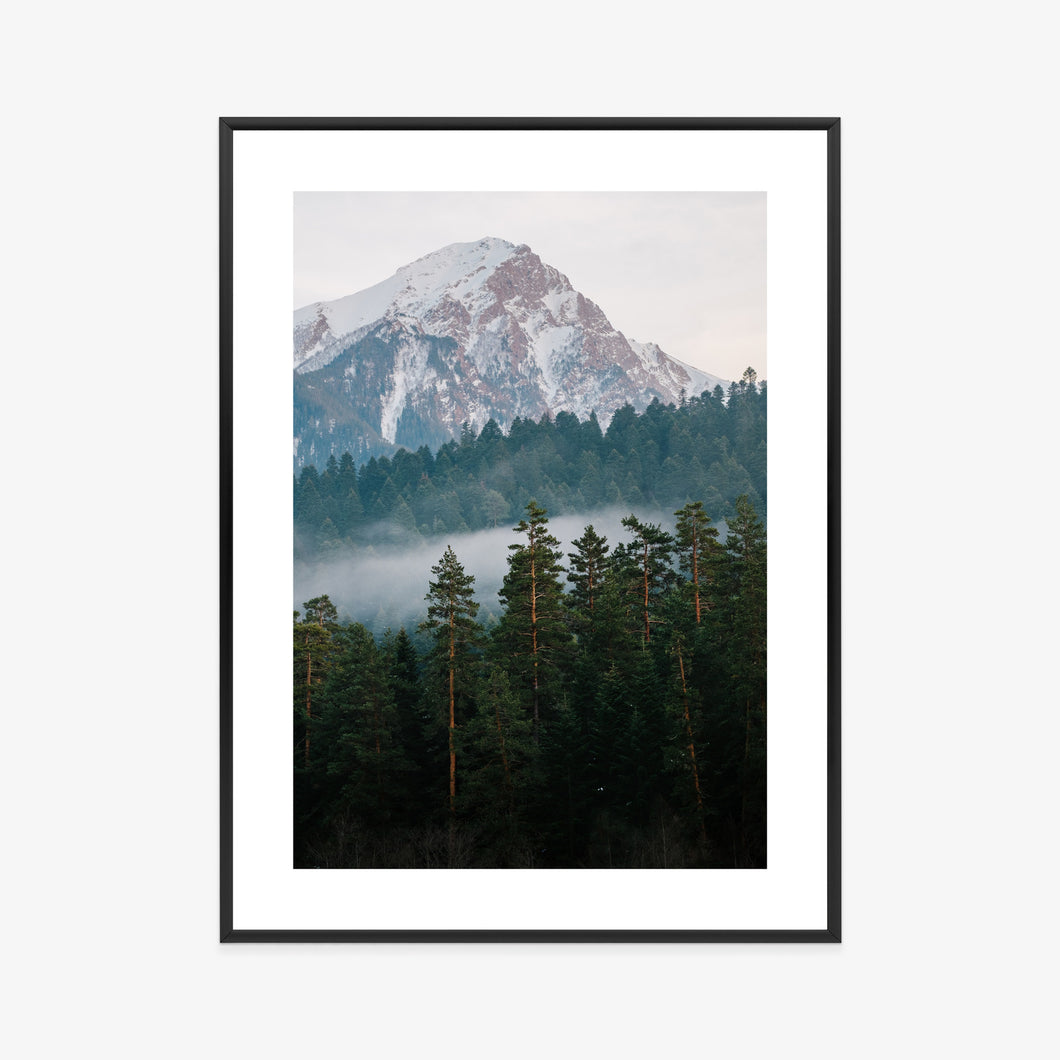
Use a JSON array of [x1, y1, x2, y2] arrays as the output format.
[[292, 192, 766, 870]]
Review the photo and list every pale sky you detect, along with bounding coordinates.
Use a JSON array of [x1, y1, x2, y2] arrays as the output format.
[[294, 191, 765, 381]]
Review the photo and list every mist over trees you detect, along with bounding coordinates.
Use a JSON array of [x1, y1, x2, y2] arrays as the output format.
[[293, 374, 766, 564], [293, 376, 766, 869]]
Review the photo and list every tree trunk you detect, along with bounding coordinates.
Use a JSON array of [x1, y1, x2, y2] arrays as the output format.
[[692, 528, 701, 624], [642, 542, 651, 643]]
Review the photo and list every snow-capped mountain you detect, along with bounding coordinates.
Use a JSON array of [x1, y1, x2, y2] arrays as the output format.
[[293, 237, 727, 468]]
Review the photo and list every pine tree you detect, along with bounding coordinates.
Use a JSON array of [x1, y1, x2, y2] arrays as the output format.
[[371, 476, 401, 521], [674, 501, 721, 625], [357, 456, 386, 511], [482, 489, 510, 528], [340, 489, 364, 535], [295, 473, 325, 541], [293, 596, 341, 864], [494, 501, 573, 737], [318, 517, 342, 553], [389, 495, 419, 535], [419, 546, 483, 862], [616, 515, 676, 643], [337, 450, 358, 488], [580, 409, 604, 455], [294, 595, 338, 770], [567, 524, 611, 623], [322, 453, 340, 499]]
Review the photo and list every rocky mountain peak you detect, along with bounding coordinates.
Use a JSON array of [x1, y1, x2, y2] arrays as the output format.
[[293, 239, 726, 469]]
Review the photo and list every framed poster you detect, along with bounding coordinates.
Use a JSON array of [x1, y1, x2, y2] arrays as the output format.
[[220, 118, 840, 941]]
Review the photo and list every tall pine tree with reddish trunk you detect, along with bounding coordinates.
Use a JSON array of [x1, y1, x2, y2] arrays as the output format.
[[674, 501, 720, 625], [671, 632, 708, 848], [616, 515, 676, 644], [419, 546, 482, 864], [494, 501, 572, 739]]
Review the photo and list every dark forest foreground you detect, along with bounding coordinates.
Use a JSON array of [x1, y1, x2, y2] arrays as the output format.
[[294, 494, 765, 870]]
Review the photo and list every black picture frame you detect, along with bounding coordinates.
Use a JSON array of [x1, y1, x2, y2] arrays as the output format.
[[220, 117, 840, 943]]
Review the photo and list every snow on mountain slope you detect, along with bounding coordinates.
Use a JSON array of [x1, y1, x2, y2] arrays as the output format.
[[293, 237, 732, 466], [627, 339, 727, 402], [294, 238, 520, 371]]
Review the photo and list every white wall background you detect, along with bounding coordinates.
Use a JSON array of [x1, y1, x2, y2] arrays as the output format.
[[4, 2, 1056, 1057]]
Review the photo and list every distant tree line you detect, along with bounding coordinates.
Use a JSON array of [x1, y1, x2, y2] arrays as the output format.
[[293, 371, 766, 559], [295, 496, 766, 870]]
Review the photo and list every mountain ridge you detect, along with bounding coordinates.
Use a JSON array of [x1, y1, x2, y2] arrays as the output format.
[[293, 237, 728, 468]]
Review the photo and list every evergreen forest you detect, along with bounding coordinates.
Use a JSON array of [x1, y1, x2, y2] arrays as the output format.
[[294, 371, 766, 561], [294, 374, 766, 869]]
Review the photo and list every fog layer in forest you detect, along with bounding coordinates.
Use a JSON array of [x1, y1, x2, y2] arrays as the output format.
[[295, 508, 719, 634]]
